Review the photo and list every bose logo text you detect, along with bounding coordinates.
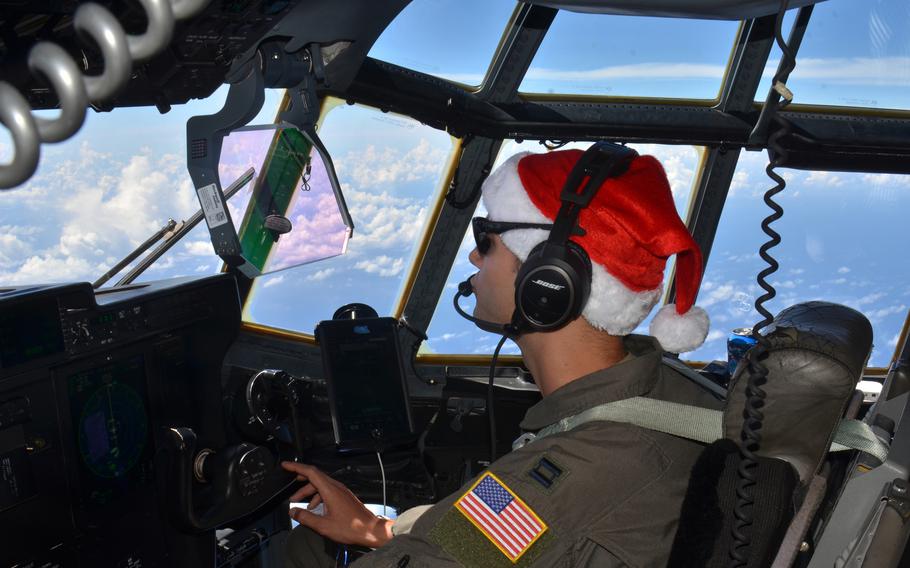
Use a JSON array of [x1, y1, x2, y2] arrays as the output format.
[[532, 279, 565, 291]]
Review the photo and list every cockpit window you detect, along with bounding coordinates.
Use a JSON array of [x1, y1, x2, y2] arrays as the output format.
[[519, 11, 740, 99], [755, 0, 910, 111], [368, 0, 517, 87], [0, 87, 281, 286], [423, 141, 703, 356], [689, 153, 910, 367], [242, 99, 456, 333]]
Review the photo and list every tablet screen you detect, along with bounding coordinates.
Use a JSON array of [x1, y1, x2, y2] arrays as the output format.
[[316, 317, 413, 450]]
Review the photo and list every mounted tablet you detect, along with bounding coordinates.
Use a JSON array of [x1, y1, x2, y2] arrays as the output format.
[[315, 316, 415, 452]]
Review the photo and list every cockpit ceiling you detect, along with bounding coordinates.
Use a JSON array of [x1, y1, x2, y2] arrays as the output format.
[[0, 0, 406, 110], [2, 0, 908, 174]]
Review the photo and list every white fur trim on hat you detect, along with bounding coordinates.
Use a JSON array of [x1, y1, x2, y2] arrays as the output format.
[[483, 153, 549, 224], [649, 304, 710, 353], [482, 150, 663, 336], [585, 265, 662, 335]]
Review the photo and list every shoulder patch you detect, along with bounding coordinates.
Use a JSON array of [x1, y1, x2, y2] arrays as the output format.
[[453, 472, 548, 562]]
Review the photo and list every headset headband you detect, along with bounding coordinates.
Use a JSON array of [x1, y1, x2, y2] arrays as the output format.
[[546, 142, 638, 247]]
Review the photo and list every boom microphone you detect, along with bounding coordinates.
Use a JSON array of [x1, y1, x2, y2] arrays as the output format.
[[453, 275, 521, 337]]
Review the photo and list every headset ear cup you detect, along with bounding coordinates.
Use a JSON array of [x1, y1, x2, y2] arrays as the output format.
[[566, 240, 592, 309], [514, 241, 589, 332]]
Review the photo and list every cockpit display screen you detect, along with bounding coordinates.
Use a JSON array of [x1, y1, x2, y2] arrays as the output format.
[[316, 318, 414, 451], [0, 299, 63, 369], [66, 355, 155, 519]]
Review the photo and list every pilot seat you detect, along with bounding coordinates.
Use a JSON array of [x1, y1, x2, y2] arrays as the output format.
[[668, 301, 875, 568]]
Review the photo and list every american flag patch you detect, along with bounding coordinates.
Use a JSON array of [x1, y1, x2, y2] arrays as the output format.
[[455, 472, 547, 562]]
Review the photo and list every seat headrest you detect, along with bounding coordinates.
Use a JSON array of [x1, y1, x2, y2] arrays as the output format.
[[724, 301, 873, 484], [763, 301, 874, 379]]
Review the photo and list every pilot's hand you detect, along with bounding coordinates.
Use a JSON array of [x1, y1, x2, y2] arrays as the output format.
[[281, 461, 394, 549]]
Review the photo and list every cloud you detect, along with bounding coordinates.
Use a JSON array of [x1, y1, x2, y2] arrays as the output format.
[[1, 145, 202, 284], [860, 173, 910, 203], [764, 56, 910, 87], [862, 173, 910, 188], [728, 170, 751, 198], [526, 63, 726, 82], [700, 284, 735, 308], [354, 255, 405, 277], [705, 330, 726, 342], [263, 275, 286, 288], [855, 292, 887, 307], [889, 333, 902, 348], [0, 232, 33, 267], [837, 267, 851, 274], [804, 170, 845, 187], [185, 240, 216, 257], [724, 252, 759, 263], [306, 268, 337, 282], [4, 254, 97, 284], [431, 331, 470, 343], [335, 139, 449, 193], [805, 234, 825, 263], [867, 304, 907, 321]]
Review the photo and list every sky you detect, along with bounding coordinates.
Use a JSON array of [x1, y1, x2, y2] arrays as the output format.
[[1, 0, 908, 368]]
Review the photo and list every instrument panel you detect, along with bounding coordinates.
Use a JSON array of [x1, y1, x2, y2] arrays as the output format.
[[0, 275, 247, 568]]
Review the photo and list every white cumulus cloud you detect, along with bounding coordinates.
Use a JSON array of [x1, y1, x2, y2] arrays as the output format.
[[0, 144, 202, 285], [306, 268, 337, 282], [354, 255, 405, 277]]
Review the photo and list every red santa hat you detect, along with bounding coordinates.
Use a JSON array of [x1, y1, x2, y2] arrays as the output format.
[[481, 149, 709, 353]]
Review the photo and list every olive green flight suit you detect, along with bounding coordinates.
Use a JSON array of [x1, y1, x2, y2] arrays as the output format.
[[287, 335, 721, 567]]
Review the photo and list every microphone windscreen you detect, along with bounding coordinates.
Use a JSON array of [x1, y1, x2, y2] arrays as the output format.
[[457, 277, 474, 296]]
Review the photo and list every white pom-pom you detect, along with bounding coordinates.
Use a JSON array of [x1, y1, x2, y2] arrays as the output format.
[[649, 304, 710, 353]]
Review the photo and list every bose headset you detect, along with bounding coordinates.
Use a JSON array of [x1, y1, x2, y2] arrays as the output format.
[[455, 141, 639, 337]]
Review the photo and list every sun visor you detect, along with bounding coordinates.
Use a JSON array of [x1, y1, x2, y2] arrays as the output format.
[[216, 124, 352, 277]]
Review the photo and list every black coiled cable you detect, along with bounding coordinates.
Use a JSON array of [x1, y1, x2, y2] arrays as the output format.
[[727, 1, 796, 566]]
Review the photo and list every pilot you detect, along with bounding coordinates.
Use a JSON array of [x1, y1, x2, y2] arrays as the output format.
[[284, 147, 719, 567]]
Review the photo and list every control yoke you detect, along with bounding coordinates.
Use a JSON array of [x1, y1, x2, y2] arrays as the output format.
[[165, 369, 308, 532]]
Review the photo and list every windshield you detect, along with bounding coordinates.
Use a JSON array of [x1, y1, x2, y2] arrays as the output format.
[[0, 87, 283, 285]]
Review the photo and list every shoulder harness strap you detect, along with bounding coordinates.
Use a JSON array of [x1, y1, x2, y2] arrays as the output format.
[[514, 397, 889, 463]]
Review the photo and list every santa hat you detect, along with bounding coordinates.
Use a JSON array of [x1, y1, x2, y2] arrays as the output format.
[[481, 149, 709, 353]]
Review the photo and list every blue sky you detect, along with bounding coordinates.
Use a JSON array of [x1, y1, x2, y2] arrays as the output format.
[[0, 0, 907, 367]]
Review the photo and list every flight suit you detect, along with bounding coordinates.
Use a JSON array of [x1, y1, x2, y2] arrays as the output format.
[[286, 334, 722, 567]]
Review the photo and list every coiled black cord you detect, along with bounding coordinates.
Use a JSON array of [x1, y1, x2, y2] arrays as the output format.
[[728, 1, 796, 565]]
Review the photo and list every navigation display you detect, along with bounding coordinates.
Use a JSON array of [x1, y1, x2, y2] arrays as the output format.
[[67, 355, 155, 518], [316, 318, 413, 451]]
